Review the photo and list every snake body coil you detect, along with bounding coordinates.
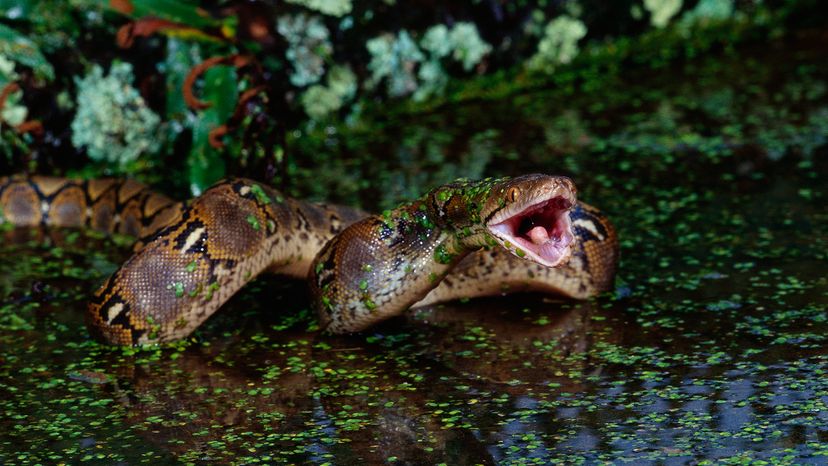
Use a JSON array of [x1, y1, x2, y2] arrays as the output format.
[[0, 174, 618, 345]]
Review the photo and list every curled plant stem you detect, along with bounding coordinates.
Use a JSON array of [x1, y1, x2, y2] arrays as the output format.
[[116, 17, 216, 49], [0, 82, 20, 120], [207, 86, 266, 149], [0, 82, 42, 136], [16, 120, 43, 136], [109, 0, 135, 15], [208, 125, 229, 149], [183, 55, 253, 110], [231, 86, 267, 119]]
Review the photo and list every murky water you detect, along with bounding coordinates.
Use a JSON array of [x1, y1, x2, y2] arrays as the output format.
[[2, 38, 828, 464]]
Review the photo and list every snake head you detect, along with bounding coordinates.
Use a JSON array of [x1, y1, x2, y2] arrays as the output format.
[[485, 174, 576, 267]]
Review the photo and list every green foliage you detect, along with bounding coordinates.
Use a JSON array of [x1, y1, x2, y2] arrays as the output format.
[[0, 0, 816, 191], [188, 64, 237, 194], [0, 0, 106, 54], [105, 0, 220, 28], [0, 55, 26, 125], [0, 22, 53, 80], [163, 38, 200, 123]]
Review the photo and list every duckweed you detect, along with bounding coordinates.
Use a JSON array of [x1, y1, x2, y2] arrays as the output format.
[[2, 36, 828, 465]]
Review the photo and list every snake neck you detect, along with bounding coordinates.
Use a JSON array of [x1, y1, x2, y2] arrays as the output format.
[[312, 174, 581, 334], [311, 185, 505, 334]]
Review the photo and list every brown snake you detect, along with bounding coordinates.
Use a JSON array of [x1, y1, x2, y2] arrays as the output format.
[[0, 174, 618, 345]]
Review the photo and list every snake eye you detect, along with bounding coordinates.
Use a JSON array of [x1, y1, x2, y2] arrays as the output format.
[[506, 187, 520, 203]]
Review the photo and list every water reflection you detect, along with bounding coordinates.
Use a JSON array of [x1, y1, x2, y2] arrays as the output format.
[[95, 298, 613, 463]]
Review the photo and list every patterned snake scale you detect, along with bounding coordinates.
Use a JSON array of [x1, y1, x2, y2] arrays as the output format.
[[0, 174, 618, 345]]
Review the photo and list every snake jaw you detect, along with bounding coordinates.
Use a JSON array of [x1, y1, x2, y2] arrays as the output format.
[[487, 195, 575, 267]]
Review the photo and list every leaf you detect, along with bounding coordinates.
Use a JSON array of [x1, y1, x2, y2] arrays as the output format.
[[0, 23, 54, 80], [187, 64, 237, 194], [0, 1, 34, 20], [164, 38, 196, 120], [102, 0, 219, 29], [116, 17, 222, 48]]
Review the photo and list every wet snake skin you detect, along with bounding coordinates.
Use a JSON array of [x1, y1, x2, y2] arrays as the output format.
[[0, 174, 618, 345]]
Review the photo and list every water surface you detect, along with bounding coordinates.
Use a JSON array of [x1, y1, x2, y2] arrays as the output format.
[[2, 37, 828, 464]]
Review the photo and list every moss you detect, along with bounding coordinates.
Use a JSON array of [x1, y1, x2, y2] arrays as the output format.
[[249, 183, 271, 204], [433, 243, 455, 264]]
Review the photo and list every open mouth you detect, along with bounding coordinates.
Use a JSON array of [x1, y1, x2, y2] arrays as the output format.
[[488, 195, 575, 267]]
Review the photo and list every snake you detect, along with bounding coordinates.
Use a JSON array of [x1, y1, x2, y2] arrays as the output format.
[[0, 174, 618, 345]]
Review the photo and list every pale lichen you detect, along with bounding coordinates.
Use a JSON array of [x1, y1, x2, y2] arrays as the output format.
[[277, 14, 333, 87], [70, 62, 161, 168], [644, 0, 683, 28], [527, 16, 588, 74], [420, 24, 451, 58], [524, 10, 550, 37], [414, 59, 447, 102], [679, 0, 734, 26], [301, 65, 357, 119], [0, 55, 27, 126], [368, 23, 491, 100], [300, 85, 335, 120], [284, 0, 352, 17], [366, 31, 424, 97], [325, 64, 358, 100], [446, 22, 492, 71]]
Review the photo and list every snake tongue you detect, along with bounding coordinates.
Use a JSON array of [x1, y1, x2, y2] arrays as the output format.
[[528, 225, 550, 245], [487, 194, 575, 267]]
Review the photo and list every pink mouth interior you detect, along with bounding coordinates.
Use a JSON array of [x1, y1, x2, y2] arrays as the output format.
[[488, 196, 574, 266]]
